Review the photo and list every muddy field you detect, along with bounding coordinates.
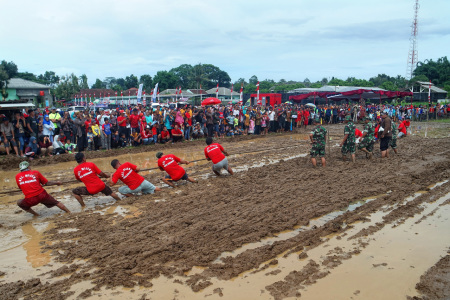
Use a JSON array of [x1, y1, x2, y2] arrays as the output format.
[[0, 122, 449, 300]]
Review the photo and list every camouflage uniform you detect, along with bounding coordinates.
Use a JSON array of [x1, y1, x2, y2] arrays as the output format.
[[341, 121, 356, 155], [358, 121, 375, 152], [390, 122, 398, 149], [310, 125, 327, 157]]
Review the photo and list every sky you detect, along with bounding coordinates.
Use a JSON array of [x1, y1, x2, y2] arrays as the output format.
[[1, 0, 449, 86]]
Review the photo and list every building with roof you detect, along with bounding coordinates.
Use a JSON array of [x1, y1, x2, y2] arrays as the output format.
[[3, 78, 52, 108]]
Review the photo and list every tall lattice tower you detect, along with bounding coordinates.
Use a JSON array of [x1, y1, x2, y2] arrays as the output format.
[[406, 0, 419, 80]]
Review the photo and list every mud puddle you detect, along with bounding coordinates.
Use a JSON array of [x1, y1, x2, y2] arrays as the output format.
[[213, 194, 382, 263]]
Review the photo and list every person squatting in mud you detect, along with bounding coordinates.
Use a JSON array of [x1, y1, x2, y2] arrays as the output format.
[[16, 161, 70, 216], [72, 152, 121, 206], [156, 151, 197, 188], [309, 117, 327, 167], [204, 137, 234, 176], [109, 159, 161, 197]]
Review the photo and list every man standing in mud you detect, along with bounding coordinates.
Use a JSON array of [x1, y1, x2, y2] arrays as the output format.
[[358, 117, 375, 159], [309, 117, 327, 167], [389, 120, 399, 154], [204, 137, 234, 176], [340, 115, 356, 162], [156, 152, 197, 188], [379, 112, 392, 158], [109, 159, 161, 197], [72, 153, 121, 206], [16, 161, 70, 216]]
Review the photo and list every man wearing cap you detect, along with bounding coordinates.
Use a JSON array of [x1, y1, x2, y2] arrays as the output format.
[[16, 161, 70, 216], [156, 152, 197, 188], [379, 112, 392, 158], [109, 159, 161, 197], [49, 107, 61, 134], [72, 152, 121, 207], [309, 117, 327, 167], [358, 117, 375, 159], [204, 137, 234, 176], [340, 115, 356, 162]]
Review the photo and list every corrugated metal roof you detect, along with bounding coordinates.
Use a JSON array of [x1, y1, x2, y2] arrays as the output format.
[[7, 78, 51, 89]]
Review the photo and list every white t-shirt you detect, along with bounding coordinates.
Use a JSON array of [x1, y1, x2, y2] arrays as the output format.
[[268, 111, 275, 121]]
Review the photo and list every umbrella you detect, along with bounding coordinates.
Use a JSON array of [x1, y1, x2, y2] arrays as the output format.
[[305, 103, 316, 108], [201, 97, 221, 106]]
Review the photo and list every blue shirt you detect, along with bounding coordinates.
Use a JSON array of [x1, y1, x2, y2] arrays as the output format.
[[103, 123, 111, 135]]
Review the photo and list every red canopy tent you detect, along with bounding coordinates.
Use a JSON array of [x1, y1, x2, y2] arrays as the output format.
[[289, 89, 413, 103]]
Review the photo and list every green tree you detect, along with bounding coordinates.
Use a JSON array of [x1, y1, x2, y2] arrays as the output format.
[[125, 74, 138, 89], [37, 71, 60, 86], [55, 73, 80, 101], [16, 72, 38, 81], [103, 77, 116, 89], [414, 56, 450, 85], [249, 75, 258, 85], [191, 64, 208, 90], [139, 74, 153, 90], [153, 71, 178, 90], [169, 64, 193, 87], [0, 60, 18, 78], [91, 78, 104, 89], [79, 74, 89, 89]]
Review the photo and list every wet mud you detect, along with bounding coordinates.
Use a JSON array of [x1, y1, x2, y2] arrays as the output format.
[[0, 122, 449, 300]]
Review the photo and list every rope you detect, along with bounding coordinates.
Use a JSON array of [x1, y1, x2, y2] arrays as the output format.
[[0, 142, 307, 196]]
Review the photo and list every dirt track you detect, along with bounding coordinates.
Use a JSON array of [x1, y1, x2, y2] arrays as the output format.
[[0, 122, 449, 300]]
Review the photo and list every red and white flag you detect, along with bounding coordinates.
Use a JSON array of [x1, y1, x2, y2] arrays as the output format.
[[215, 83, 219, 98], [256, 81, 261, 105], [239, 83, 243, 104]]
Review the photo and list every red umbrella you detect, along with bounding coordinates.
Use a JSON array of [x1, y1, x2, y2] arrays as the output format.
[[201, 97, 221, 106]]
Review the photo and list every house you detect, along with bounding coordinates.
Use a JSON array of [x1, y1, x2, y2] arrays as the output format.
[[3, 78, 52, 108]]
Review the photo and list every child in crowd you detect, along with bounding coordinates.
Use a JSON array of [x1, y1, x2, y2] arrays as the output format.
[[87, 127, 94, 151], [64, 138, 77, 154], [248, 117, 255, 134], [91, 123, 101, 150], [112, 130, 120, 149], [119, 133, 128, 148]]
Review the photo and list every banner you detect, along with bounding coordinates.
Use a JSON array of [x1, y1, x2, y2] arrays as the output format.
[[137, 84, 143, 103], [152, 83, 159, 103]]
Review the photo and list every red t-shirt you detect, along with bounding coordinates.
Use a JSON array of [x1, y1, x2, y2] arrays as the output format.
[[186, 112, 192, 126], [111, 162, 144, 190], [161, 130, 170, 139], [355, 128, 363, 138], [152, 127, 158, 136], [74, 162, 105, 194], [84, 120, 92, 132], [129, 114, 140, 128], [171, 129, 182, 136], [204, 143, 226, 164], [117, 116, 127, 127], [16, 170, 48, 198], [158, 154, 185, 181], [141, 130, 151, 139], [398, 122, 407, 134]]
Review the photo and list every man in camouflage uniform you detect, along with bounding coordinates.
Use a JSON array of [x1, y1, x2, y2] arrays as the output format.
[[358, 116, 375, 159], [309, 117, 327, 167], [340, 115, 356, 162], [389, 120, 398, 154]]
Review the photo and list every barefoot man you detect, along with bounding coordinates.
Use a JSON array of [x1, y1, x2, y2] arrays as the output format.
[[204, 137, 234, 176], [309, 117, 327, 167], [109, 159, 161, 197], [72, 152, 121, 206], [156, 152, 197, 188], [16, 161, 70, 216]]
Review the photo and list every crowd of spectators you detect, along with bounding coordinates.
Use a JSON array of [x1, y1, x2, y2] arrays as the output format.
[[0, 102, 448, 159]]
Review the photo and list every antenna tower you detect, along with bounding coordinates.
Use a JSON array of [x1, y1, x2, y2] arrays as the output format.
[[406, 0, 419, 80]]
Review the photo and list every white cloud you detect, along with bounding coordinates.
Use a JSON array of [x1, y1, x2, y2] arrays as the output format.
[[1, 0, 449, 85]]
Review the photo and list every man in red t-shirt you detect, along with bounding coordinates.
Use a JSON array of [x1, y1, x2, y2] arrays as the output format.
[[129, 109, 140, 134], [117, 111, 128, 140], [204, 137, 234, 176], [156, 152, 197, 188], [171, 124, 183, 143], [109, 160, 161, 197], [16, 161, 70, 216], [72, 153, 120, 206], [158, 126, 172, 144]]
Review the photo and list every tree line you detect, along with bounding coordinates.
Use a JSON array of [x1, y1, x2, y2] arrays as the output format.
[[1, 57, 449, 101]]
